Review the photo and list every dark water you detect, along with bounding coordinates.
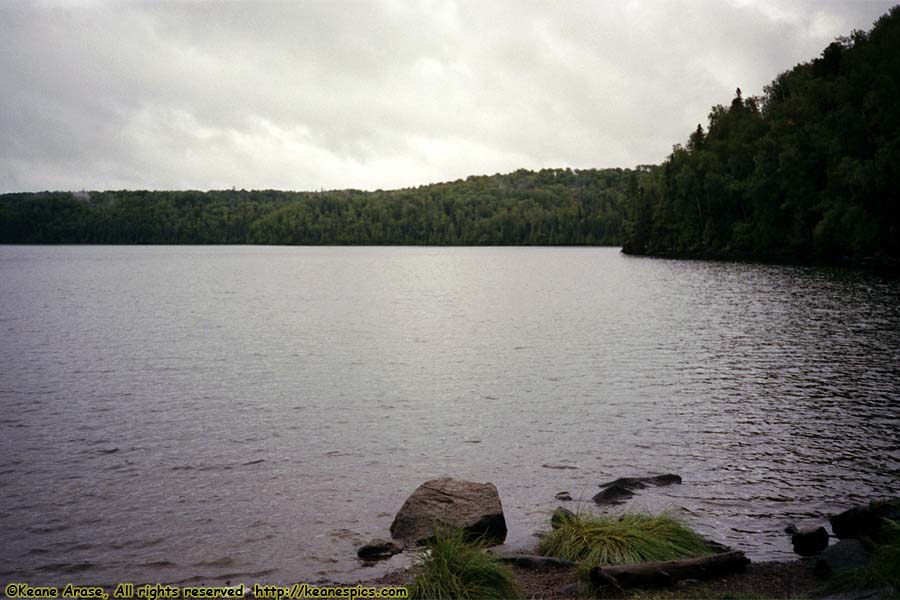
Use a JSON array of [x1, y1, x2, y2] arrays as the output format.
[[1, 246, 899, 587]]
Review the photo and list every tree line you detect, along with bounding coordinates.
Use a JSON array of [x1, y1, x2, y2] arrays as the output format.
[[0, 168, 650, 245], [623, 6, 900, 266], [3, 8, 898, 265]]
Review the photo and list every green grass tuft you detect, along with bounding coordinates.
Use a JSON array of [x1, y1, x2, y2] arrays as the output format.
[[407, 527, 520, 600], [828, 518, 900, 594], [538, 511, 714, 569]]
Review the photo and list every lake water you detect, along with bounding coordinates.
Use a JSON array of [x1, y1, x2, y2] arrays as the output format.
[[1, 246, 899, 587]]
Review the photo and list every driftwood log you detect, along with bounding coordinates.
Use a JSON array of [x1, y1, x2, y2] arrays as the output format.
[[589, 551, 750, 589]]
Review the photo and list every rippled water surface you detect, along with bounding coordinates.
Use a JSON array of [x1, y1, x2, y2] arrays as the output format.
[[1, 246, 899, 586]]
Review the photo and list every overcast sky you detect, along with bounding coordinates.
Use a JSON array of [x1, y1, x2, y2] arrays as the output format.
[[1, 1, 894, 192]]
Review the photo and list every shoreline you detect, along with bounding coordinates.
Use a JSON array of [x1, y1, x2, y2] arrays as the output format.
[[373, 556, 824, 599], [362, 493, 900, 599], [620, 247, 900, 274]]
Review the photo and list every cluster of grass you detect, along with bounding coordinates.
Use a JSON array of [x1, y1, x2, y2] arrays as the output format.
[[407, 527, 520, 600], [538, 510, 714, 568], [828, 519, 900, 594]]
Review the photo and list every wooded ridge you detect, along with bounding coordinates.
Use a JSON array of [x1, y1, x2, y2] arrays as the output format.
[[622, 6, 900, 266], [2, 7, 898, 265], [0, 168, 648, 246]]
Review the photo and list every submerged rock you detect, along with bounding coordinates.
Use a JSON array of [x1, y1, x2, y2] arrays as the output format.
[[555, 491, 573, 502], [792, 526, 829, 556], [593, 484, 635, 505], [593, 474, 682, 506], [598, 474, 682, 489], [357, 538, 403, 560], [389, 477, 507, 546]]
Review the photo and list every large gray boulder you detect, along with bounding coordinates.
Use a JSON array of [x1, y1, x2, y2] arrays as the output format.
[[389, 477, 507, 546]]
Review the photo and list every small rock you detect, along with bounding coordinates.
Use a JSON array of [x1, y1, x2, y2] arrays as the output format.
[[357, 538, 403, 559], [831, 506, 882, 540], [593, 484, 635, 505], [551, 506, 576, 529], [831, 499, 900, 541], [814, 539, 869, 578], [784, 523, 799, 535], [792, 526, 829, 556], [555, 491, 573, 502]]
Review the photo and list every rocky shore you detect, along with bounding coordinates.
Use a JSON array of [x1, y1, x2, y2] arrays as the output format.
[[377, 555, 822, 599], [361, 476, 899, 599]]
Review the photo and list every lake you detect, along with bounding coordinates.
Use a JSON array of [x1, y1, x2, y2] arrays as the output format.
[[1, 245, 899, 587]]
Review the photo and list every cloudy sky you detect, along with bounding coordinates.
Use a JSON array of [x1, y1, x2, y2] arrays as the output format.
[[0, 0, 894, 192]]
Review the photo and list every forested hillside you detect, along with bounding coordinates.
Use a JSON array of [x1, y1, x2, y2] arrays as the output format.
[[0, 168, 649, 245], [4, 10, 898, 259], [623, 7, 900, 265]]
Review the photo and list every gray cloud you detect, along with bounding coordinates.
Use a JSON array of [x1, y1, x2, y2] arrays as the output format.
[[0, 0, 894, 192]]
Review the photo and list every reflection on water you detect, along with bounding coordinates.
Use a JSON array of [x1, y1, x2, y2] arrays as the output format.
[[0, 246, 898, 586]]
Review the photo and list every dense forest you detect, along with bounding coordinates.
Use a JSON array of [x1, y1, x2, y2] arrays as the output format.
[[3, 8, 899, 264], [0, 168, 650, 245], [623, 6, 900, 265]]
